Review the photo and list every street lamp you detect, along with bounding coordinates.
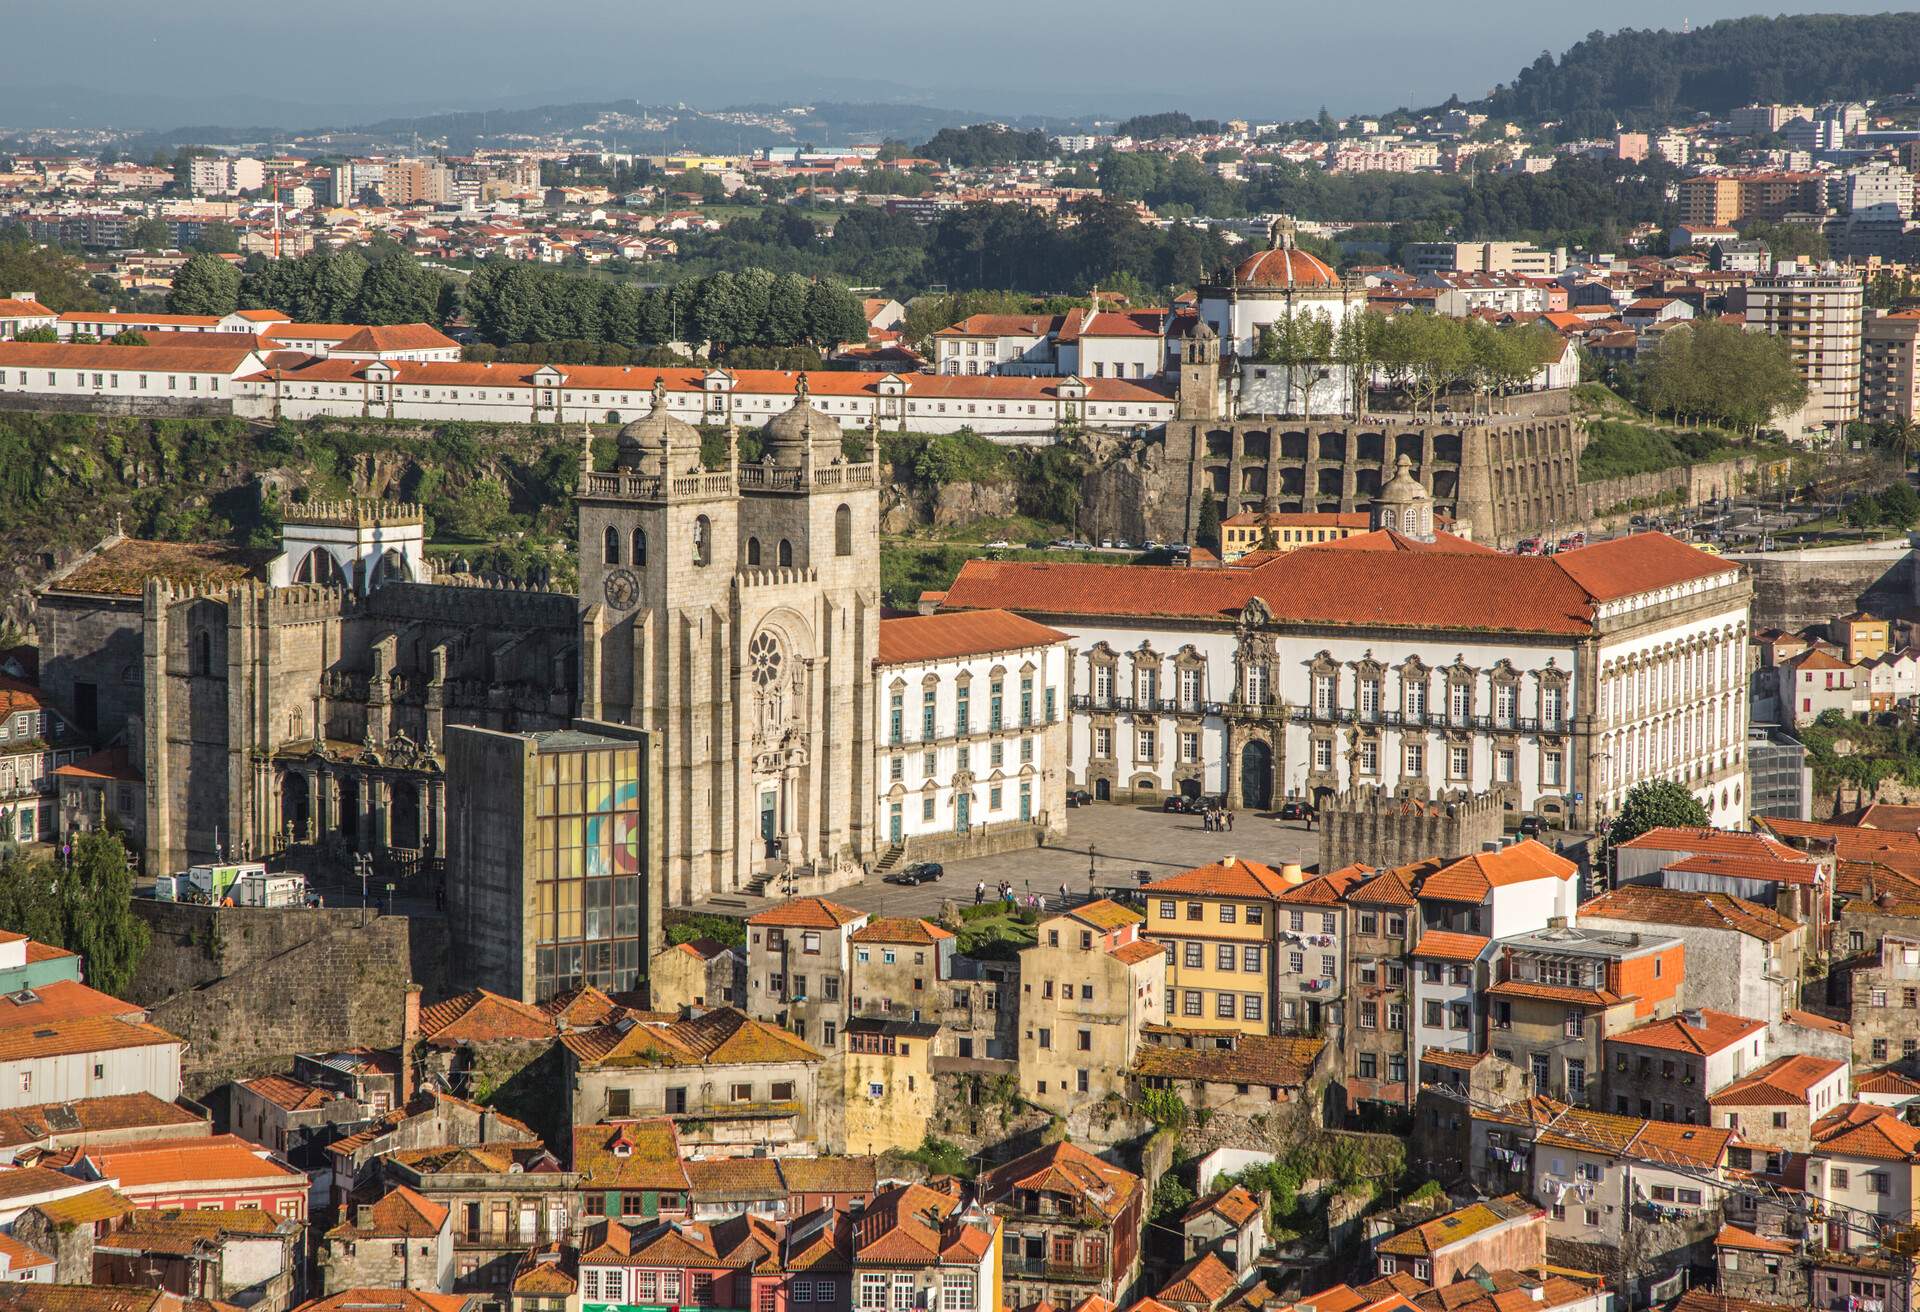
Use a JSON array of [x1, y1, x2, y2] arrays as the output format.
[[354, 852, 373, 924]]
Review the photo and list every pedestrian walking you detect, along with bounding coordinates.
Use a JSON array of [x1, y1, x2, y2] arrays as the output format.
[[1059, 881, 1069, 903], [1227, 810, 1235, 832], [975, 880, 986, 905]]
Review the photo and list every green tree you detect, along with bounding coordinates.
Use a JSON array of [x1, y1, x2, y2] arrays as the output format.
[[109, 329, 148, 345], [437, 478, 512, 541], [1606, 780, 1710, 848], [11, 326, 57, 344], [128, 217, 174, 251], [353, 252, 442, 325], [190, 223, 240, 255], [56, 832, 150, 996], [0, 850, 61, 948], [803, 279, 868, 348], [1257, 308, 1336, 416], [167, 252, 241, 315], [1195, 495, 1223, 553]]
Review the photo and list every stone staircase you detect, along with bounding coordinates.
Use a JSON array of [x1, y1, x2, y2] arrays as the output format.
[[873, 842, 906, 875]]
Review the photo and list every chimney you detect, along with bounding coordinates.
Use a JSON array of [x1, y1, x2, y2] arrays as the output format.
[[1547, 916, 1567, 930], [400, 982, 421, 1106], [1682, 1009, 1704, 1029]]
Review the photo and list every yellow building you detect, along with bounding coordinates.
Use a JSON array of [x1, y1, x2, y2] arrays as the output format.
[[1219, 512, 1370, 561], [1018, 899, 1166, 1116], [1144, 856, 1303, 1036], [1833, 612, 1891, 664], [842, 1016, 937, 1155], [665, 155, 734, 173]]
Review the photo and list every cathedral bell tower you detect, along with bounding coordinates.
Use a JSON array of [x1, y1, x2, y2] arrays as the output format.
[[1177, 319, 1222, 421]]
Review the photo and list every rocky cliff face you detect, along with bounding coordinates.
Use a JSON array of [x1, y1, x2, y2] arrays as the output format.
[[1079, 433, 1171, 542]]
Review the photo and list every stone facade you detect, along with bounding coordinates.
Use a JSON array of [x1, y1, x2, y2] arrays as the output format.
[[1318, 788, 1505, 873], [1155, 397, 1582, 548], [578, 382, 882, 904]]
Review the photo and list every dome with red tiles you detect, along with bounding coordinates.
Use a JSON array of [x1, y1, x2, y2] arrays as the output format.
[[1233, 246, 1339, 288]]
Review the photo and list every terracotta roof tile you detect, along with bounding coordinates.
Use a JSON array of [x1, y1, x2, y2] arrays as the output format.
[[1182, 1184, 1261, 1227], [48, 540, 273, 598], [1417, 842, 1575, 903], [1411, 931, 1489, 962], [23, 1187, 134, 1227], [82, 1134, 303, 1190], [1133, 1032, 1324, 1089], [560, 1005, 821, 1069], [1158, 1251, 1238, 1305], [1144, 857, 1297, 899], [778, 1156, 876, 1196], [570, 1119, 689, 1191], [747, 898, 865, 930], [329, 1184, 448, 1239], [0, 342, 262, 374], [297, 1290, 476, 1312], [1611, 1009, 1766, 1056], [1376, 1195, 1539, 1257], [416, 989, 555, 1046], [1710, 1055, 1846, 1106], [1070, 899, 1146, 931], [850, 918, 954, 946], [876, 610, 1066, 666], [981, 1141, 1141, 1223], [0, 1015, 180, 1062], [1577, 886, 1800, 942], [1714, 1224, 1795, 1254], [236, 1075, 331, 1112], [1811, 1103, 1920, 1161], [0, 1093, 201, 1148]]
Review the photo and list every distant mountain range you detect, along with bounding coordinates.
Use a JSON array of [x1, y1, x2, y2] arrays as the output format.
[[6, 12, 1920, 153]]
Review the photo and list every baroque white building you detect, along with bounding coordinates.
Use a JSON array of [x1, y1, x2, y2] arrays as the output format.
[[871, 610, 1071, 854], [938, 472, 1753, 832]]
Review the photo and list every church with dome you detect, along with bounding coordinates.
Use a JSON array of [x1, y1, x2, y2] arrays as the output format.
[[1193, 216, 1360, 418], [576, 376, 884, 905]]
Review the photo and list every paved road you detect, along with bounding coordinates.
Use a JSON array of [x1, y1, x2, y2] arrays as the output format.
[[692, 803, 1326, 922]]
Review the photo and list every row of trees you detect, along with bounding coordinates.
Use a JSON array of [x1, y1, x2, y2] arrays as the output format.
[[0, 831, 149, 996], [167, 247, 456, 325], [462, 263, 868, 353], [1634, 319, 1807, 434], [1255, 309, 1566, 416]]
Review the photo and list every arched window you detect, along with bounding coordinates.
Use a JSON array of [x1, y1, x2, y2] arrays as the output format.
[[632, 528, 647, 566], [835, 503, 852, 557], [778, 539, 793, 567], [747, 537, 762, 566], [1380, 508, 1397, 531], [693, 515, 711, 566], [193, 631, 212, 676], [603, 525, 621, 565]]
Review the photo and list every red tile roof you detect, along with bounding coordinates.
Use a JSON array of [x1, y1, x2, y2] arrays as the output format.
[[981, 1140, 1142, 1222], [1417, 841, 1575, 903], [849, 918, 953, 946], [1410, 931, 1489, 962], [82, 1134, 304, 1189], [1611, 1008, 1766, 1056], [1811, 1103, 1920, 1161], [876, 610, 1066, 666], [1577, 886, 1800, 942], [416, 989, 555, 1046], [747, 897, 865, 930], [1714, 1224, 1794, 1255], [942, 533, 1732, 635], [1710, 1055, 1846, 1106], [1143, 856, 1298, 899], [0, 342, 261, 373]]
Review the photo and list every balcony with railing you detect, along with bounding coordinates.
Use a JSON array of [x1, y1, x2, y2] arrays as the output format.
[[1001, 1257, 1108, 1283]]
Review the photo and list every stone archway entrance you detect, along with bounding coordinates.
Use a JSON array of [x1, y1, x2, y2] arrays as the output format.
[[1180, 777, 1202, 800], [1094, 778, 1111, 802], [1239, 740, 1273, 811]]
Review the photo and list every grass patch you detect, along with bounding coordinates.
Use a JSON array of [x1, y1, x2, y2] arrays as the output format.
[[880, 542, 1161, 609], [666, 912, 746, 949], [953, 906, 1038, 960]]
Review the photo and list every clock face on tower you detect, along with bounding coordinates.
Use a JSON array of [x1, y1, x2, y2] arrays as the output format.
[[603, 567, 639, 611]]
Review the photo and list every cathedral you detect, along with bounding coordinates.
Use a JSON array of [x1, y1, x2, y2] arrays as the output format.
[[577, 378, 883, 904], [36, 374, 884, 913]]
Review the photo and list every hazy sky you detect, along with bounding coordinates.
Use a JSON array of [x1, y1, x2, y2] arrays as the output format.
[[0, 0, 1903, 127]]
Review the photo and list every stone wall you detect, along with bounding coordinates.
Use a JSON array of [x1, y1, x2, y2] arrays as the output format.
[[1317, 788, 1506, 872], [0, 393, 235, 419], [1728, 537, 1919, 632], [1114, 402, 1584, 547], [130, 901, 448, 1095]]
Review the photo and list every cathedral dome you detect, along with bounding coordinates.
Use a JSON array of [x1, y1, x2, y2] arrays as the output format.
[[1372, 453, 1434, 540], [614, 379, 699, 473], [761, 375, 843, 462], [1233, 246, 1339, 289]]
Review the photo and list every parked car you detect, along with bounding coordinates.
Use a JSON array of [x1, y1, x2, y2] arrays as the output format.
[[1515, 537, 1542, 556], [1277, 800, 1317, 821], [1517, 815, 1546, 837], [1066, 788, 1093, 808], [884, 861, 945, 886], [1561, 531, 1587, 549], [984, 538, 1012, 549], [1163, 794, 1208, 814]]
